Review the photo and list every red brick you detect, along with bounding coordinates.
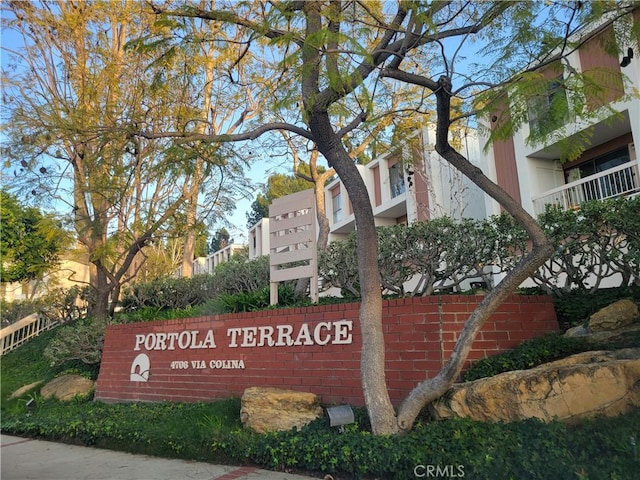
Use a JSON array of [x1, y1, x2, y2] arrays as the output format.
[[440, 331, 458, 342], [335, 377, 360, 388], [320, 310, 346, 321], [343, 309, 360, 320], [386, 350, 404, 361], [472, 339, 504, 350], [398, 351, 427, 360], [469, 348, 491, 359], [413, 323, 439, 334], [426, 349, 444, 361], [440, 302, 470, 313], [414, 296, 441, 306], [440, 313, 465, 325], [480, 330, 510, 342], [386, 323, 416, 334], [97, 295, 557, 405], [410, 360, 443, 372]]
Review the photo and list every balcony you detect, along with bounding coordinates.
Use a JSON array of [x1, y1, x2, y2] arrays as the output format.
[[532, 161, 639, 215]]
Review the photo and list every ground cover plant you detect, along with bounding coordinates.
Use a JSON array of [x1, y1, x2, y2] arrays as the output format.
[[2, 394, 639, 479], [2, 324, 640, 479], [551, 285, 640, 329], [463, 329, 640, 382]]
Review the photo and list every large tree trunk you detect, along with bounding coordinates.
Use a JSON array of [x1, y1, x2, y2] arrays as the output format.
[[395, 76, 555, 431], [181, 196, 197, 278], [309, 111, 399, 435], [300, 1, 397, 434], [91, 264, 112, 320], [314, 176, 331, 252]]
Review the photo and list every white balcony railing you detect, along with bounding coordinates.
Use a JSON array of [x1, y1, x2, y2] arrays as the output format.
[[0, 313, 59, 355], [532, 162, 639, 215]]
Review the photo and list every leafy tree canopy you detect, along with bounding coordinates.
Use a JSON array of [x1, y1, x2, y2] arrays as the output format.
[[245, 163, 323, 229], [209, 227, 232, 254], [0, 190, 70, 284]]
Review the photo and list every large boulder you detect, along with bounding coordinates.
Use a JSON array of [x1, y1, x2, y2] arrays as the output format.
[[9, 381, 44, 400], [41, 374, 94, 401], [431, 348, 640, 423], [240, 387, 323, 433], [587, 299, 639, 332]]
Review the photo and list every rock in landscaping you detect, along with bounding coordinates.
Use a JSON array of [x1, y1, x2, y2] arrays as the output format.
[[564, 324, 589, 337], [240, 386, 323, 433], [9, 381, 44, 400], [587, 299, 639, 332], [586, 323, 640, 346], [40, 374, 95, 401], [431, 348, 640, 423]]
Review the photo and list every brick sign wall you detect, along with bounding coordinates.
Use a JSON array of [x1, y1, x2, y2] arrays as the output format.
[[95, 295, 558, 406]]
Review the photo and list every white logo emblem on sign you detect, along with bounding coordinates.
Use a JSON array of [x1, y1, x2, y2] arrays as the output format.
[[130, 353, 150, 382]]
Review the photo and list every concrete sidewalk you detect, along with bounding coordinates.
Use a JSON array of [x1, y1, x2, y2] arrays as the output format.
[[1, 435, 320, 480]]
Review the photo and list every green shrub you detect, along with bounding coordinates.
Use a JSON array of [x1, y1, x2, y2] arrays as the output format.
[[212, 254, 270, 296], [0, 298, 47, 327], [1, 398, 242, 461], [119, 255, 275, 314], [40, 286, 91, 323], [318, 234, 360, 297], [115, 305, 204, 323], [43, 317, 107, 368], [215, 290, 270, 313], [120, 275, 217, 311], [463, 334, 589, 382], [0, 286, 88, 327], [213, 284, 298, 313], [552, 285, 640, 327], [319, 197, 640, 299], [534, 197, 640, 294], [220, 412, 640, 480]]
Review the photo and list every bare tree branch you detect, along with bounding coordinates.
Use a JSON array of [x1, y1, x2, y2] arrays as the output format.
[[139, 122, 314, 143]]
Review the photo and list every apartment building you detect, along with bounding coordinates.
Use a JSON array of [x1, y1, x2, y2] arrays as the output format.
[[324, 126, 489, 243], [483, 10, 639, 218], [192, 243, 246, 275], [322, 10, 638, 240], [248, 218, 270, 260], [1, 249, 91, 303]]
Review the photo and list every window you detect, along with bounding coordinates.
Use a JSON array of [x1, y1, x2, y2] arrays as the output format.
[[565, 147, 631, 183], [389, 162, 406, 198], [332, 187, 343, 223], [565, 147, 633, 200], [528, 75, 569, 136]]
